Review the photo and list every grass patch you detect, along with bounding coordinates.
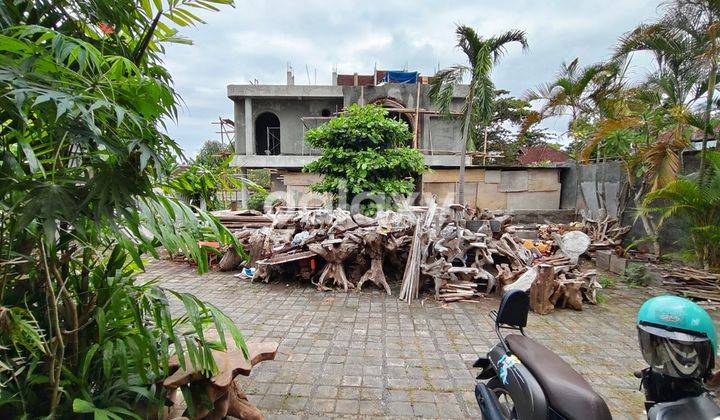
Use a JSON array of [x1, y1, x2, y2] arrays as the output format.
[[623, 263, 653, 288], [598, 274, 616, 289]]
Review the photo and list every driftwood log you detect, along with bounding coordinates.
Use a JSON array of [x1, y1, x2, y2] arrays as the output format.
[[206, 203, 621, 308], [529, 264, 556, 315], [308, 239, 358, 291], [357, 232, 392, 294], [164, 341, 278, 420], [504, 265, 597, 313], [218, 245, 244, 272]]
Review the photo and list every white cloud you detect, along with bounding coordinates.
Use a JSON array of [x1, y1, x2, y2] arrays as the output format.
[[162, 0, 662, 156]]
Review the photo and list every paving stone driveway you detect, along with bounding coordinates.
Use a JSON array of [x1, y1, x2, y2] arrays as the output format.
[[142, 260, 652, 419]]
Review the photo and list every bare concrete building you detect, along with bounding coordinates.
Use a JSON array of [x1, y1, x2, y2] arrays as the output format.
[[227, 69, 564, 211]]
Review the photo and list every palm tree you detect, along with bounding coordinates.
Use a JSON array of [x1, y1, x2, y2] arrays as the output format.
[[642, 151, 720, 268], [521, 58, 614, 137], [616, 0, 720, 183], [521, 58, 618, 211], [429, 25, 528, 207]]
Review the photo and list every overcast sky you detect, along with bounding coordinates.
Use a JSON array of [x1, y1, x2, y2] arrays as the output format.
[[163, 0, 662, 158]]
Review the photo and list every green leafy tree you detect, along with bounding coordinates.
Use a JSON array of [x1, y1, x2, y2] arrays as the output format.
[[303, 104, 426, 214], [430, 25, 528, 206], [196, 140, 234, 168], [0, 0, 245, 417], [192, 140, 268, 211], [165, 157, 257, 210], [480, 90, 552, 165]]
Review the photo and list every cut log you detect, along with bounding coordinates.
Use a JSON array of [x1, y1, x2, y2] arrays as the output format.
[[529, 264, 556, 315]]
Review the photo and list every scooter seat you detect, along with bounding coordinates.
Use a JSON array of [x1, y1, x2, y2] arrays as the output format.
[[505, 334, 612, 420]]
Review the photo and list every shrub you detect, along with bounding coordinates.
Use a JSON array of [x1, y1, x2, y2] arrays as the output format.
[[598, 274, 616, 289], [642, 151, 720, 269], [0, 1, 241, 417], [248, 190, 269, 212], [623, 263, 653, 287], [303, 104, 426, 215]]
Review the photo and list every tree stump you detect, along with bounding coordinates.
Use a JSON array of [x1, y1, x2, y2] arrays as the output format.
[[218, 245, 244, 271], [529, 264, 555, 315], [308, 239, 358, 291], [357, 232, 392, 294]]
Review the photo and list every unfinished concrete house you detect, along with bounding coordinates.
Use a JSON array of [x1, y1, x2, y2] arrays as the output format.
[[227, 69, 566, 212]]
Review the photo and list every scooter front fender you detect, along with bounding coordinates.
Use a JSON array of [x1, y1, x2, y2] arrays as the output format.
[[487, 343, 549, 419]]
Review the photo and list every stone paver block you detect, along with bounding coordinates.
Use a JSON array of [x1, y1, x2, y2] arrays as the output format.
[[596, 250, 612, 270], [387, 401, 414, 416], [142, 260, 666, 419], [335, 399, 359, 414]]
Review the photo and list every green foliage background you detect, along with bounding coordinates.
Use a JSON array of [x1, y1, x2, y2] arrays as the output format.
[[0, 1, 246, 418]]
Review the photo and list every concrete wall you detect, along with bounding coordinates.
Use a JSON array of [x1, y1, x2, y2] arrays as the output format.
[[560, 152, 703, 253], [230, 83, 468, 161], [422, 168, 562, 210], [232, 97, 343, 156], [559, 161, 626, 216], [275, 171, 326, 207]]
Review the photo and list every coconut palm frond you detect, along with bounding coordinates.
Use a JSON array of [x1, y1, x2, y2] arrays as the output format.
[[615, 23, 679, 59], [559, 58, 580, 79], [642, 177, 703, 223], [455, 25, 483, 65], [581, 116, 642, 162], [469, 47, 496, 126], [642, 133, 688, 191], [486, 29, 529, 63], [518, 111, 542, 141], [428, 65, 467, 117]]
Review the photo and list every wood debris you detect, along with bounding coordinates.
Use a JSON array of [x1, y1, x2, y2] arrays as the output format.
[[660, 266, 720, 310], [579, 208, 630, 254], [203, 203, 623, 310]]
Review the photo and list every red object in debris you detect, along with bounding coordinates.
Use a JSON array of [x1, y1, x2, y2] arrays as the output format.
[[310, 258, 316, 270], [98, 22, 115, 35], [198, 241, 221, 250]]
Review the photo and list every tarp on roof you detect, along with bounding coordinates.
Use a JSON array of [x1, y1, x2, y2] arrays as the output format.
[[382, 71, 418, 84]]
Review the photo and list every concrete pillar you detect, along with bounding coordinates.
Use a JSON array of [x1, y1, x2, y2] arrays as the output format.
[[240, 167, 249, 209], [331, 70, 337, 86], [244, 98, 253, 156], [287, 69, 294, 85]]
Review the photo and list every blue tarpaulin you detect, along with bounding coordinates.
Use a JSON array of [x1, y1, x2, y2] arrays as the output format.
[[382, 71, 419, 84]]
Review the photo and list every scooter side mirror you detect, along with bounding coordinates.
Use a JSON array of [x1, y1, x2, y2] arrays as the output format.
[[496, 290, 529, 329]]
